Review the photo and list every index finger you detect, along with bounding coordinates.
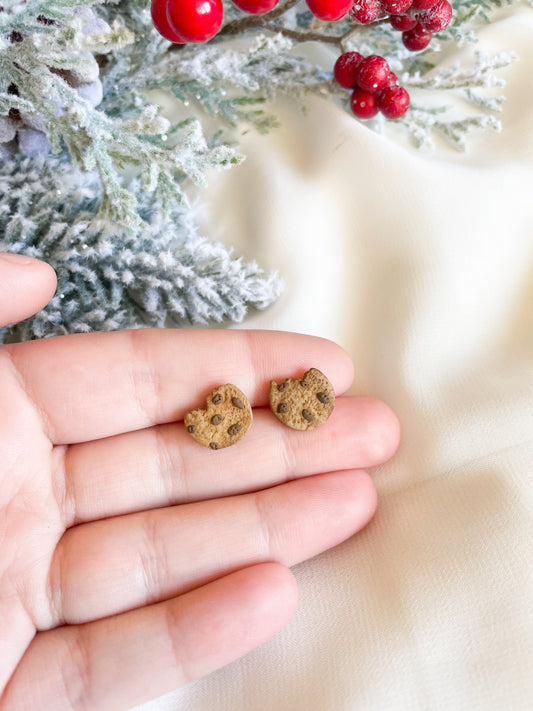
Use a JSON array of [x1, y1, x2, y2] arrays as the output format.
[[5, 329, 354, 444]]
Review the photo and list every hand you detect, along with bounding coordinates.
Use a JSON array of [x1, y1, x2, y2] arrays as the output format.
[[0, 254, 400, 711]]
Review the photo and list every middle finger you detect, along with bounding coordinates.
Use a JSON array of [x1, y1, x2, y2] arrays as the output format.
[[60, 396, 399, 525]]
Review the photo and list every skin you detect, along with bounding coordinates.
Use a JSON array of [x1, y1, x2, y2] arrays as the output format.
[[0, 254, 400, 711]]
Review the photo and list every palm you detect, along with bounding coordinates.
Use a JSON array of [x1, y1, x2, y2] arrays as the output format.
[[0, 266, 399, 711], [0, 356, 63, 673]]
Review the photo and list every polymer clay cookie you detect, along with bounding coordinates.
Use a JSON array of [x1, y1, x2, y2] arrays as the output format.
[[184, 384, 252, 450], [269, 368, 335, 431]]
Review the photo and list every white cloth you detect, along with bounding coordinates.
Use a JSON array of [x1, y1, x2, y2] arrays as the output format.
[[139, 8, 533, 710]]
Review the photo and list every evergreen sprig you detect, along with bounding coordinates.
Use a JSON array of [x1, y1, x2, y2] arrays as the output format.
[[1, 7, 242, 228], [0, 154, 283, 342]]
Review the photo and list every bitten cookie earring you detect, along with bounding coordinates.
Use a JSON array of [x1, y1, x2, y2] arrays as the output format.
[[184, 384, 252, 450], [269, 368, 335, 430]]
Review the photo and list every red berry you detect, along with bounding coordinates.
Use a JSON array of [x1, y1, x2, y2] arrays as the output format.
[[417, 0, 452, 32], [402, 24, 432, 50], [350, 88, 378, 119], [355, 55, 391, 94], [167, 0, 223, 42], [333, 52, 364, 89], [151, 0, 187, 42], [389, 13, 417, 30], [411, 0, 438, 8], [380, 0, 412, 13], [384, 71, 400, 88], [377, 85, 410, 118], [306, 0, 354, 20], [231, 0, 279, 12], [349, 0, 383, 24]]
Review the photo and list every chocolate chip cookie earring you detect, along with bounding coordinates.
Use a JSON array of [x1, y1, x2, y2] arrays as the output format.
[[184, 384, 252, 450], [269, 368, 335, 430]]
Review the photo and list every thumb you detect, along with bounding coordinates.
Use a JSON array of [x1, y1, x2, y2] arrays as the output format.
[[0, 253, 57, 328]]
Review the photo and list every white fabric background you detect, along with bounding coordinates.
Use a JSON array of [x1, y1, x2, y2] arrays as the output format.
[[138, 7, 533, 710]]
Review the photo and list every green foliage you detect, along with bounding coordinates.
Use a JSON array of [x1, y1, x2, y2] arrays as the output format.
[[0, 154, 283, 341]]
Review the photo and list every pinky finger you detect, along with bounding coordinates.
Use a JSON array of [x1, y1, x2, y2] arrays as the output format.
[[1, 563, 298, 711]]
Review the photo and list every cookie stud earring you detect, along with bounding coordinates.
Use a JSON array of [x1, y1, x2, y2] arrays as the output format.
[[184, 384, 252, 450], [269, 368, 335, 430]]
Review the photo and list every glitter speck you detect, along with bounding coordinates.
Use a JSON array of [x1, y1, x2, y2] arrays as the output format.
[[161, 134, 168, 142], [183, 100, 190, 107], [56, 189, 62, 196]]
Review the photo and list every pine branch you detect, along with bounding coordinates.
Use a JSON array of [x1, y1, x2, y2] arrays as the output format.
[[404, 51, 516, 91], [1, 13, 242, 229], [0, 154, 284, 341], [400, 106, 501, 151]]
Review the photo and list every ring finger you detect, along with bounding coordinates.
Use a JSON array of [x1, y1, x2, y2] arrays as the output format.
[[46, 467, 377, 628]]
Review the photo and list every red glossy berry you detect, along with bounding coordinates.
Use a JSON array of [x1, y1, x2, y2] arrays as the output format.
[[355, 55, 391, 94], [384, 71, 400, 88], [166, 0, 223, 42], [333, 52, 364, 89], [402, 24, 432, 50], [380, 0, 412, 13], [231, 0, 279, 13], [389, 13, 417, 30], [306, 0, 354, 20], [411, 0, 438, 8], [377, 85, 410, 118], [349, 0, 382, 24], [417, 0, 452, 32], [350, 88, 378, 119], [151, 0, 187, 42]]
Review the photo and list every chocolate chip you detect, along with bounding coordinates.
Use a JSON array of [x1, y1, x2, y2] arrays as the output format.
[[228, 423, 242, 436], [211, 414, 223, 426], [187, 425, 196, 433], [317, 392, 330, 404], [212, 393, 223, 405], [277, 403, 289, 414], [232, 396, 244, 409], [302, 409, 314, 422], [277, 382, 288, 392], [209, 442, 219, 450], [36, 14, 56, 25], [300, 379, 308, 387]]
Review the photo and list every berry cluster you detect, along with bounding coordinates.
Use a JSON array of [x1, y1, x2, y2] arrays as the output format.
[[334, 52, 410, 119], [151, 0, 452, 47], [151, 0, 282, 44], [350, 0, 453, 51]]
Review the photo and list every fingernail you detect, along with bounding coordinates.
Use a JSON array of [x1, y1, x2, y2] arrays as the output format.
[[0, 252, 35, 265]]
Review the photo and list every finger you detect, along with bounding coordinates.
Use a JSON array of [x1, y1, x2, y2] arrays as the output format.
[[1, 563, 297, 711], [6, 329, 354, 444], [46, 469, 376, 627], [62, 396, 399, 524], [0, 253, 56, 328]]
